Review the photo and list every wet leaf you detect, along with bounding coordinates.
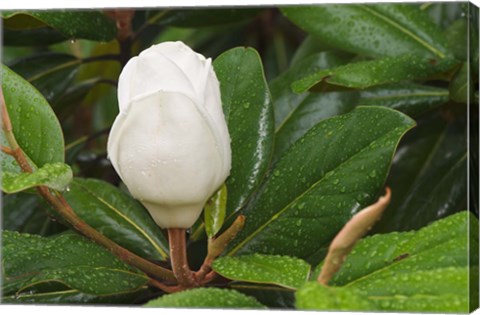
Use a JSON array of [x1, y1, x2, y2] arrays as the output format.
[[2, 162, 72, 193], [449, 62, 471, 103], [9, 52, 80, 103], [292, 54, 458, 93], [213, 47, 274, 217], [375, 112, 467, 232], [213, 254, 311, 289], [2, 10, 117, 42], [2, 231, 149, 296], [270, 51, 350, 129], [144, 288, 265, 309], [226, 106, 415, 264], [281, 4, 451, 58], [359, 83, 449, 117], [301, 212, 474, 313], [1, 65, 65, 173], [63, 178, 169, 261]]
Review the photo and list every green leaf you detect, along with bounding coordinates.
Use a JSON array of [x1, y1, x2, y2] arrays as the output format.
[[1, 65, 65, 173], [3, 27, 67, 46], [359, 83, 449, 117], [212, 254, 311, 289], [213, 47, 274, 217], [9, 52, 81, 103], [292, 54, 458, 93], [230, 283, 295, 308], [2, 11, 117, 42], [63, 178, 169, 261], [444, 19, 468, 60], [204, 184, 227, 238], [144, 288, 265, 309], [154, 8, 262, 28], [449, 62, 471, 103], [374, 112, 467, 232], [296, 283, 374, 311], [300, 212, 474, 313], [423, 2, 465, 30], [274, 91, 358, 161], [2, 162, 72, 193], [281, 4, 451, 58], [270, 51, 350, 129], [3, 285, 146, 305], [227, 106, 415, 264], [2, 193, 66, 236], [2, 231, 149, 296]]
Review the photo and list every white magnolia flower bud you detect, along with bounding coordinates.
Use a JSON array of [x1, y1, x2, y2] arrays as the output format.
[[107, 41, 231, 229]]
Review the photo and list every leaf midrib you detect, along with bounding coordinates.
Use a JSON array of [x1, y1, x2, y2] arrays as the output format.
[[75, 181, 168, 259], [228, 116, 413, 255], [358, 5, 446, 58]]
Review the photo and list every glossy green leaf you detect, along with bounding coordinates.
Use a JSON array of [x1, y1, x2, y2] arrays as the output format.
[[230, 283, 295, 308], [9, 52, 81, 103], [3, 27, 67, 46], [63, 178, 169, 261], [375, 112, 467, 232], [423, 2, 465, 30], [292, 54, 458, 93], [213, 47, 274, 217], [444, 19, 468, 60], [359, 83, 449, 117], [1, 65, 65, 173], [204, 184, 227, 238], [449, 62, 471, 103], [290, 36, 353, 67], [281, 4, 451, 58], [213, 254, 311, 289], [2, 231, 149, 296], [274, 91, 358, 161], [154, 8, 261, 28], [2, 11, 117, 41], [227, 106, 415, 264], [296, 283, 374, 311], [144, 288, 265, 309], [2, 162, 72, 193], [270, 51, 350, 129], [2, 285, 146, 305], [301, 212, 473, 313]]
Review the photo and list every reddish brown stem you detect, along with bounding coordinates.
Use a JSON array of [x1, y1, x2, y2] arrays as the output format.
[[168, 228, 198, 287]]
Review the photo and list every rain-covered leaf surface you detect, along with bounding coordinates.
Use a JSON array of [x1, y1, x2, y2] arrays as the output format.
[[1, 65, 65, 173], [213, 47, 274, 217], [63, 178, 169, 261], [144, 288, 266, 309], [292, 54, 458, 93], [2, 10, 117, 41], [212, 254, 311, 289], [270, 51, 350, 129], [281, 4, 451, 58], [9, 52, 80, 103], [2, 231, 149, 297], [2, 162, 72, 193], [300, 211, 474, 313], [226, 106, 415, 264], [358, 83, 449, 117], [375, 112, 467, 232]]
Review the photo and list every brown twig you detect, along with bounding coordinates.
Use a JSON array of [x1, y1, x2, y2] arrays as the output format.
[[168, 228, 198, 287], [195, 215, 246, 282], [1, 89, 175, 282]]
